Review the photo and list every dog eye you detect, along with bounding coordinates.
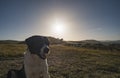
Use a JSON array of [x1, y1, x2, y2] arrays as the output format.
[[47, 43, 49, 46], [44, 47, 49, 53]]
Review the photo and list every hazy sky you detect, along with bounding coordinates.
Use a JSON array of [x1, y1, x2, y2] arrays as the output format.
[[0, 0, 120, 41]]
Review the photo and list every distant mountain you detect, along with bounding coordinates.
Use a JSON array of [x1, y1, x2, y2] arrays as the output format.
[[79, 40, 101, 44], [101, 40, 120, 44], [0, 36, 65, 44], [0, 38, 120, 51], [65, 39, 120, 51], [69, 39, 120, 45], [0, 38, 120, 45], [0, 40, 20, 44], [47, 36, 64, 44]]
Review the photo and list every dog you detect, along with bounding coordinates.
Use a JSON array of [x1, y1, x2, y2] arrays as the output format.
[[7, 65, 26, 78], [7, 36, 50, 78]]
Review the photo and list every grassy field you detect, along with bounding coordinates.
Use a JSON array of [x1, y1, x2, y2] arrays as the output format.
[[0, 44, 120, 78]]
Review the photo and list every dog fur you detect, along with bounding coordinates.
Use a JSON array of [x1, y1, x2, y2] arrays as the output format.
[[7, 36, 50, 78], [24, 50, 50, 78]]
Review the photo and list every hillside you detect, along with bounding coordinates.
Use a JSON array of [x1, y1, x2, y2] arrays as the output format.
[[0, 37, 64, 44], [0, 40, 20, 44], [69, 40, 120, 45], [65, 40, 120, 51], [0, 38, 120, 51], [0, 45, 120, 78]]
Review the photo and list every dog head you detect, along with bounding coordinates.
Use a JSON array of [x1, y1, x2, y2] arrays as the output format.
[[25, 36, 50, 59]]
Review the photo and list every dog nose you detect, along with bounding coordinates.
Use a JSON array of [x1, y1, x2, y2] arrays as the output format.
[[44, 47, 49, 53]]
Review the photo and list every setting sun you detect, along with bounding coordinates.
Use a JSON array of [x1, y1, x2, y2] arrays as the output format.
[[52, 19, 66, 35]]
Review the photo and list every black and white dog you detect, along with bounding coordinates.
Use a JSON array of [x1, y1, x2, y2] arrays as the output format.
[[7, 36, 50, 78]]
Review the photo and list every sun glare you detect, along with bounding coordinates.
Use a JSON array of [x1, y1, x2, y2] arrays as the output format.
[[52, 19, 66, 34]]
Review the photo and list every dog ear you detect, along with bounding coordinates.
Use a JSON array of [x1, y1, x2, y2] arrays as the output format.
[[25, 36, 36, 54], [25, 36, 43, 45], [25, 36, 32, 47], [44, 37, 50, 45], [25, 36, 46, 53], [25, 38, 29, 46]]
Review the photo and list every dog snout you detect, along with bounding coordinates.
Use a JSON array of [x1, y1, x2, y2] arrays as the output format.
[[44, 47, 49, 53]]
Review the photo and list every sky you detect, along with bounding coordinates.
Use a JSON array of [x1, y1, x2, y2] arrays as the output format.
[[0, 0, 120, 41]]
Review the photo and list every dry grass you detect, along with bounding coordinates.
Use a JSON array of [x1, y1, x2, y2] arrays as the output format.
[[0, 44, 120, 78], [0, 44, 26, 58]]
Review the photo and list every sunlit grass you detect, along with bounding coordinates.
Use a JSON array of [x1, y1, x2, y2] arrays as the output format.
[[0, 44, 120, 78], [0, 44, 26, 57]]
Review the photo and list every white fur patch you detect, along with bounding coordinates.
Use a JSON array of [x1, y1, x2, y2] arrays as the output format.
[[24, 51, 50, 78]]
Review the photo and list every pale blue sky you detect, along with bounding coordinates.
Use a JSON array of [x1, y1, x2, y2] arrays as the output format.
[[0, 0, 120, 41]]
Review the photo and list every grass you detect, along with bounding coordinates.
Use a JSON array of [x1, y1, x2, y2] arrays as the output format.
[[0, 44, 120, 78], [0, 44, 26, 58]]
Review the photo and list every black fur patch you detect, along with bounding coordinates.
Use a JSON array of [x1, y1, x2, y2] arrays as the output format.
[[25, 36, 49, 54], [7, 66, 26, 78]]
